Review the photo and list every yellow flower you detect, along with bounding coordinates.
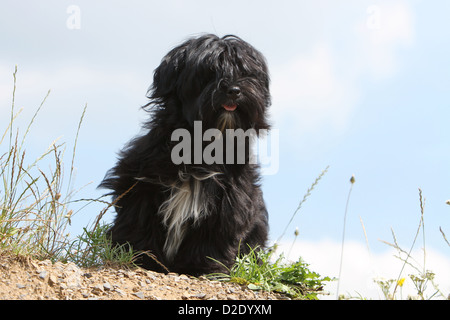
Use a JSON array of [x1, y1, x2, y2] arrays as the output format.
[[397, 278, 406, 287]]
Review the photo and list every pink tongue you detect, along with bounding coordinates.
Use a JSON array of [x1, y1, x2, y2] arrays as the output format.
[[223, 104, 237, 111]]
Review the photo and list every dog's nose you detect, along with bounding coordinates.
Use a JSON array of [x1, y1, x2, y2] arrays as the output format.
[[227, 86, 241, 98]]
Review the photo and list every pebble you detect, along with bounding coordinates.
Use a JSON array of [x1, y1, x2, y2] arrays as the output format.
[[92, 284, 104, 295], [133, 291, 145, 299], [103, 282, 112, 291], [114, 288, 126, 297], [48, 274, 58, 286], [38, 270, 48, 280]]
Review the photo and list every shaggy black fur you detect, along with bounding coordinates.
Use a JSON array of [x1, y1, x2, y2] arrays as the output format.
[[99, 34, 271, 276]]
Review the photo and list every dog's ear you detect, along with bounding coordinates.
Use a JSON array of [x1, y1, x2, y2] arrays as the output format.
[[149, 45, 186, 101]]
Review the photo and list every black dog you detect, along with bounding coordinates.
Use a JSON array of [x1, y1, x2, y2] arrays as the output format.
[[100, 34, 271, 276]]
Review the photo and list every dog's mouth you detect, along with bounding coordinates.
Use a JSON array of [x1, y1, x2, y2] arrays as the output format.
[[222, 104, 237, 112]]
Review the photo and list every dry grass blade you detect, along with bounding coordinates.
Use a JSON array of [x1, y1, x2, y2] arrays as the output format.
[[19, 89, 51, 151], [92, 181, 139, 232], [67, 103, 87, 194], [336, 174, 355, 298], [277, 165, 329, 244], [440, 227, 450, 247]]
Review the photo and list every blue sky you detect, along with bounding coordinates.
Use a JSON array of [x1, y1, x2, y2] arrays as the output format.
[[1, 1, 449, 298]]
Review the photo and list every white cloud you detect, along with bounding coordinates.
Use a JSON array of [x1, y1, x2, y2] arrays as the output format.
[[275, 240, 450, 300], [271, 44, 359, 134], [0, 64, 145, 104], [270, 1, 415, 135], [356, 2, 415, 78], [0, 63, 148, 140]]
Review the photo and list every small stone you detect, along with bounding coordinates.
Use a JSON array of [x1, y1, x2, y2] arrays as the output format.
[[38, 270, 48, 280], [103, 282, 112, 291], [133, 291, 145, 299], [16, 283, 26, 289], [38, 260, 52, 267], [194, 293, 206, 299], [49, 275, 59, 287], [182, 291, 192, 300], [92, 284, 104, 295], [179, 274, 189, 280], [53, 261, 65, 271], [124, 271, 136, 278], [114, 288, 126, 297]]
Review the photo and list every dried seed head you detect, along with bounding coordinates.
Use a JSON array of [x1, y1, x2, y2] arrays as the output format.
[[294, 227, 299, 237], [446, 200, 450, 206], [65, 210, 73, 220], [350, 174, 356, 184]]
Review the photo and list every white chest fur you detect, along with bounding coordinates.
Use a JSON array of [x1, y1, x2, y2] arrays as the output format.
[[158, 172, 219, 261]]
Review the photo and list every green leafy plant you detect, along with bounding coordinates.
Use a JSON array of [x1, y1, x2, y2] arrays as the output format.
[[209, 245, 332, 300]]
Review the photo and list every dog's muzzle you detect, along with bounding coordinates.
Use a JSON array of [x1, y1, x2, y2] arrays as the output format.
[[223, 85, 240, 111]]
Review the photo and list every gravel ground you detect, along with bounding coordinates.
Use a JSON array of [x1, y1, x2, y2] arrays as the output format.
[[0, 252, 286, 300]]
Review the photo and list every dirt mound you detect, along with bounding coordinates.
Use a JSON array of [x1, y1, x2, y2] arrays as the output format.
[[0, 252, 284, 300]]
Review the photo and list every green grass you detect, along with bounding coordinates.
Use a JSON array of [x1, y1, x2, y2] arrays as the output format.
[[208, 245, 332, 300], [62, 223, 138, 269]]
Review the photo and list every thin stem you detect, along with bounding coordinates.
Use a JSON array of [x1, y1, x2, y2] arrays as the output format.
[[336, 178, 354, 298], [277, 166, 329, 244]]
